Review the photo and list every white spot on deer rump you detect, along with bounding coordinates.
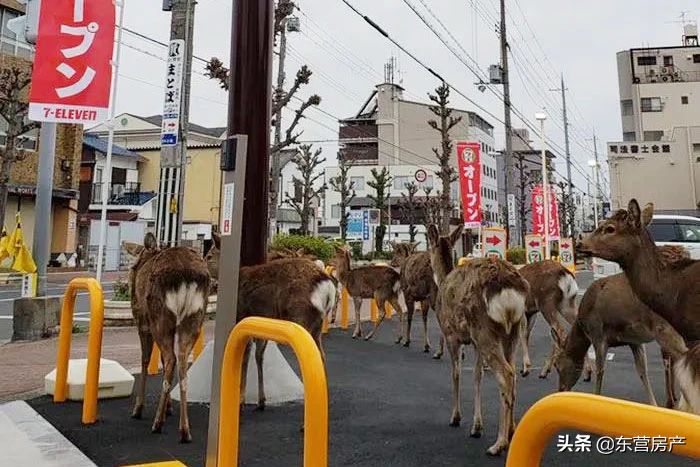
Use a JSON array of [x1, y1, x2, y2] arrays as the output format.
[[314, 260, 325, 271], [485, 288, 526, 334], [558, 273, 578, 300], [165, 282, 205, 325], [674, 355, 700, 414], [311, 279, 337, 318], [393, 279, 401, 294]]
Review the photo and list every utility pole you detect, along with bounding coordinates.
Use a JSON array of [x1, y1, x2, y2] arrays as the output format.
[[593, 132, 601, 226], [156, 0, 196, 247], [499, 0, 516, 245], [551, 74, 573, 237], [268, 17, 288, 239]]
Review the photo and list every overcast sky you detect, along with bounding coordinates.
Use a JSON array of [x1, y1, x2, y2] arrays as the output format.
[[115, 0, 697, 195]]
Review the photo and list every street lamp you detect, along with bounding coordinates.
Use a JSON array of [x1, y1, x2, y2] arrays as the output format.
[[588, 159, 599, 228], [535, 112, 550, 259]]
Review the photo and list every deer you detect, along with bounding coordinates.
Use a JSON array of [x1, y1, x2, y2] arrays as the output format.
[[581, 199, 700, 413], [333, 245, 404, 342], [390, 242, 435, 352], [125, 233, 211, 443], [204, 235, 337, 410], [428, 224, 530, 456], [555, 271, 687, 407]]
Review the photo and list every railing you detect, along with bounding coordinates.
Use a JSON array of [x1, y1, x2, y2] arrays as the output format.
[[91, 182, 142, 204], [217, 317, 328, 466], [54, 278, 104, 424], [339, 124, 378, 140], [506, 392, 700, 466]]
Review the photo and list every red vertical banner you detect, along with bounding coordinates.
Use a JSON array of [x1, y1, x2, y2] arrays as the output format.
[[456, 142, 482, 228], [531, 185, 560, 240]]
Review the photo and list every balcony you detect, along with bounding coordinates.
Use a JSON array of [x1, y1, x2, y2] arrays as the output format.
[[339, 123, 378, 140], [91, 182, 143, 205]]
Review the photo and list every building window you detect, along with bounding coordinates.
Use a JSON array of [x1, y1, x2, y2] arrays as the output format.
[[350, 176, 364, 191], [637, 56, 657, 66], [640, 97, 662, 112], [663, 55, 673, 66], [0, 8, 34, 59], [682, 96, 689, 105], [623, 132, 636, 142], [693, 143, 700, 154], [331, 204, 341, 219], [694, 54, 700, 63], [620, 99, 633, 116], [643, 130, 664, 142], [393, 176, 410, 190]]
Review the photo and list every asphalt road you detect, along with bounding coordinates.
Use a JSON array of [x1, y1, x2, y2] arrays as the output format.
[[27, 268, 695, 466]]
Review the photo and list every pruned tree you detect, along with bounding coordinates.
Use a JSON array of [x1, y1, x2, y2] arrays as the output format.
[[556, 181, 577, 238], [514, 151, 535, 246], [205, 0, 321, 237], [328, 153, 356, 241], [428, 83, 462, 234], [367, 167, 392, 253], [284, 144, 326, 235], [398, 182, 420, 242], [0, 67, 39, 227], [421, 186, 443, 230]]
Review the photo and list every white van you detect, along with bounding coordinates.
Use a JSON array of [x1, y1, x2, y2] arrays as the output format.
[[593, 214, 700, 279]]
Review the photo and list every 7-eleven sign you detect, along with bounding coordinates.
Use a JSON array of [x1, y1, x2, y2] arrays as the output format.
[[559, 238, 575, 273], [481, 227, 507, 260]]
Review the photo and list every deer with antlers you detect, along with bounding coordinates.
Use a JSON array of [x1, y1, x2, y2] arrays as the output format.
[[390, 242, 435, 352], [126, 233, 210, 443], [428, 224, 529, 456], [333, 245, 404, 342], [581, 200, 700, 413]]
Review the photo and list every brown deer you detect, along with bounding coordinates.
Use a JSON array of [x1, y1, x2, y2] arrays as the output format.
[[428, 224, 530, 456], [518, 260, 579, 378], [126, 233, 210, 443], [581, 199, 700, 413], [333, 245, 404, 342], [555, 272, 687, 407], [204, 236, 337, 410], [390, 242, 435, 352]]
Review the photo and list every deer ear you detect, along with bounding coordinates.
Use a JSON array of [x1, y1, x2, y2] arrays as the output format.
[[143, 233, 158, 250], [122, 242, 143, 257], [449, 224, 465, 247], [333, 244, 344, 254], [409, 242, 419, 253], [641, 203, 654, 227], [427, 225, 440, 247], [295, 248, 306, 257], [627, 199, 642, 228]]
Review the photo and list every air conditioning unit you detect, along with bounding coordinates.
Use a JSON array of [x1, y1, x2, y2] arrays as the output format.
[[661, 67, 670, 75], [633, 77, 641, 84], [661, 75, 670, 82], [650, 77, 658, 83], [648, 69, 656, 76]]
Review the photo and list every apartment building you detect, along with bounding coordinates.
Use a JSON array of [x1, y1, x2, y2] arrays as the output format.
[[607, 24, 700, 213]]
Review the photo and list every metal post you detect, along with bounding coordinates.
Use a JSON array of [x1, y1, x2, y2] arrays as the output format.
[[554, 74, 573, 237], [592, 163, 599, 228], [593, 132, 601, 225], [539, 118, 550, 259], [96, 1, 126, 282], [499, 0, 515, 246], [32, 122, 56, 297], [269, 17, 287, 240]]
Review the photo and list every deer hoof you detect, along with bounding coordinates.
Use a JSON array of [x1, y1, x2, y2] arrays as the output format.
[[432, 353, 442, 360], [538, 371, 549, 379], [449, 416, 461, 427], [423, 345, 430, 353], [583, 373, 592, 382], [255, 402, 266, 412], [469, 427, 482, 438], [131, 406, 143, 419], [179, 429, 192, 444], [521, 368, 530, 377], [364, 335, 372, 341], [486, 444, 505, 456], [151, 424, 163, 434]]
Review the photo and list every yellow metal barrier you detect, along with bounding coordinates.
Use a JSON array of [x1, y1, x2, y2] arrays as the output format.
[[370, 299, 378, 323], [148, 326, 204, 375], [321, 265, 335, 334], [506, 392, 700, 466], [385, 301, 393, 319], [217, 317, 328, 467], [54, 277, 104, 425], [340, 287, 349, 329]]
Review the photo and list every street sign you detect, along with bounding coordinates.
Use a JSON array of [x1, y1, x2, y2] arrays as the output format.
[[220, 182, 235, 236], [161, 39, 186, 147], [525, 233, 545, 264], [414, 169, 427, 184], [507, 193, 517, 228], [28, 0, 116, 124], [362, 210, 370, 241], [21, 273, 37, 298], [347, 211, 363, 240], [559, 237, 575, 273], [481, 227, 507, 260], [367, 208, 380, 225], [456, 141, 482, 228]]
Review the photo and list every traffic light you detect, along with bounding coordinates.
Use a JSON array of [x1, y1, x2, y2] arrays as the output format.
[[6, 0, 41, 45]]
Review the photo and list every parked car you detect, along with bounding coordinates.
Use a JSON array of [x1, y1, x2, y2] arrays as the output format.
[[593, 214, 700, 279]]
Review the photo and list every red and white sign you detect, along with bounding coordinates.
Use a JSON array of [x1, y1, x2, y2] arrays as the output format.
[[481, 227, 507, 259], [220, 182, 235, 236], [525, 233, 544, 264], [559, 238, 575, 273], [456, 141, 482, 228], [531, 184, 561, 241], [28, 0, 115, 124]]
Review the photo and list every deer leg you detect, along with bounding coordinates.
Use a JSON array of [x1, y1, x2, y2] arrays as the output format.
[[364, 297, 389, 342], [662, 352, 677, 408], [389, 296, 405, 345], [470, 351, 484, 438], [176, 323, 200, 443], [630, 344, 657, 406], [520, 314, 535, 377], [131, 328, 153, 419], [583, 352, 593, 382], [481, 344, 516, 456], [254, 339, 269, 411], [240, 340, 253, 407], [505, 328, 520, 439], [593, 342, 608, 395], [352, 297, 363, 339], [539, 341, 558, 379], [446, 337, 463, 427], [152, 334, 176, 434], [160, 353, 173, 416], [403, 299, 415, 348], [420, 299, 431, 352], [539, 301, 566, 379], [432, 309, 445, 360]]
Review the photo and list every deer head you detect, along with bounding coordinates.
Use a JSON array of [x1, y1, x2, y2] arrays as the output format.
[[390, 242, 418, 268], [427, 224, 464, 285], [124, 233, 159, 270], [581, 199, 654, 263]]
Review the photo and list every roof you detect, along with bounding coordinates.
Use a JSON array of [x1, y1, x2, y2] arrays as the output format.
[[141, 115, 226, 138], [83, 134, 144, 159]]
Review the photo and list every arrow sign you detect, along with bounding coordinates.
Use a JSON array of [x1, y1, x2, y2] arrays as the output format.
[[561, 242, 570, 249], [486, 235, 501, 246], [529, 241, 540, 248]]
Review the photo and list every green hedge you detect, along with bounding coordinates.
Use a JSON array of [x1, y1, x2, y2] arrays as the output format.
[[270, 234, 337, 262], [506, 247, 526, 265]]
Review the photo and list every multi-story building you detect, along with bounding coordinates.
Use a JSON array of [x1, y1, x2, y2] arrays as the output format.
[[607, 24, 700, 214], [323, 82, 499, 250]]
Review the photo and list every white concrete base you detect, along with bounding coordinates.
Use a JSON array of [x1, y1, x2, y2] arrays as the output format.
[[0, 401, 95, 466], [171, 340, 304, 405], [44, 358, 135, 401]]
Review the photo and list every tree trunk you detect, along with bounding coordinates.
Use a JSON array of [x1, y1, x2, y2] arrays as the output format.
[[0, 156, 13, 230], [375, 224, 386, 253]]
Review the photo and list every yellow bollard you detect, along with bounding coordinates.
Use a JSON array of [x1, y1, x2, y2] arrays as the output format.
[[370, 299, 378, 323], [385, 301, 393, 319], [321, 315, 329, 334], [217, 317, 328, 467], [193, 326, 204, 360], [340, 287, 349, 329], [148, 343, 161, 375], [506, 392, 700, 466], [54, 278, 104, 425]]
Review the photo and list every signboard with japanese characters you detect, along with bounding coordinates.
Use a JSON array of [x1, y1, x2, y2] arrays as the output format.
[[559, 237, 575, 273], [608, 143, 671, 156], [525, 234, 544, 264], [347, 211, 363, 240], [362, 210, 370, 241], [507, 193, 517, 228], [28, 0, 116, 124], [456, 141, 482, 228], [161, 39, 186, 146], [531, 184, 561, 241], [481, 227, 507, 260]]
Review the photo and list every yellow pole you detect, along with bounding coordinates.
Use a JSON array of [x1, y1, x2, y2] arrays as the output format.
[[148, 344, 161, 375], [340, 287, 349, 329], [370, 299, 378, 323], [321, 315, 329, 334], [193, 326, 204, 360], [54, 278, 104, 425], [384, 301, 393, 319], [218, 317, 328, 467]]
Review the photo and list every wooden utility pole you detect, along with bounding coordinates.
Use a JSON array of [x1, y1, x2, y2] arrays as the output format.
[[551, 74, 573, 236], [268, 17, 288, 239], [499, 0, 516, 245]]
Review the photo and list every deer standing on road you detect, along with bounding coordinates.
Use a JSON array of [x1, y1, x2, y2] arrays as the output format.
[[391, 242, 435, 352], [428, 224, 529, 456], [581, 200, 700, 413], [333, 245, 404, 342], [126, 233, 210, 443]]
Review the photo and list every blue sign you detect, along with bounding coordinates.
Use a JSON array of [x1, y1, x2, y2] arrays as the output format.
[[363, 210, 370, 240], [347, 211, 364, 240], [161, 133, 177, 146]]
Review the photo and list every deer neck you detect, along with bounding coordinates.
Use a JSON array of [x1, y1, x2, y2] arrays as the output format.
[[620, 234, 670, 318], [431, 244, 454, 286], [335, 255, 351, 284]]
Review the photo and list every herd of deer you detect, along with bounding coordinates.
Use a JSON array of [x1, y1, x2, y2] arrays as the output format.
[[121, 198, 700, 456]]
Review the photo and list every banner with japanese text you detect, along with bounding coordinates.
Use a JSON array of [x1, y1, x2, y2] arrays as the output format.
[[531, 184, 561, 241], [29, 0, 115, 124], [456, 141, 482, 228]]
